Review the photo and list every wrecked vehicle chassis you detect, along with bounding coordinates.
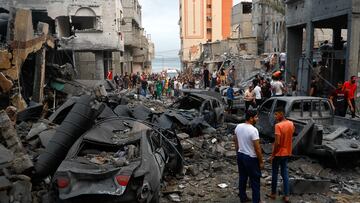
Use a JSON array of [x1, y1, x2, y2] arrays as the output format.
[[255, 96, 360, 161], [52, 117, 183, 203]]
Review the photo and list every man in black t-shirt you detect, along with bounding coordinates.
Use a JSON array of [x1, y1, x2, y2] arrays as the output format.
[[290, 75, 298, 96], [309, 76, 318, 96], [203, 65, 210, 89], [329, 81, 350, 117]]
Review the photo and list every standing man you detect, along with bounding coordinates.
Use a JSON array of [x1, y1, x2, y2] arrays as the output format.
[[226, 83, 235, 114], [279, 52, 286, 71], [329, 81, 351, 117], [203, 65, 210, 89], [343, 76, 357, 118], [234, 110, 264, 203], [290, 75, 298, 96], [228, 66, 236, 85], [253, 80, 262, 107], [269, 107, 295, 203], [309, 76, 318, 97]]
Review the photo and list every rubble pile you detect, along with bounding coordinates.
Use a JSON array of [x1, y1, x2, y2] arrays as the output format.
[[0, 111, 53, 203], [81, 145, 140, 167], [161, 125, 360, 202]]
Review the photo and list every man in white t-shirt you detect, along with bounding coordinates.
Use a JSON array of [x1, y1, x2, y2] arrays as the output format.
[[253, 80, 262, 107], [279, 52, 286, 70], [271, 79, 286, 96], [234, 110, 264, 203]]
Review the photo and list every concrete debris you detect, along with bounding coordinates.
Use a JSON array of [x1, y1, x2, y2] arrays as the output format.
[[289, 179, 331, 194], [168, 193, 181, 202]]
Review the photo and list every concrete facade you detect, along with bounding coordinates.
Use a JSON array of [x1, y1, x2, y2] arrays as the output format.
[[121, 0, 153, 74], [0, 0, 126, 80], [231, 1, 253, 39], [286, 0, 360, 97], [252, 0, 286, 54]]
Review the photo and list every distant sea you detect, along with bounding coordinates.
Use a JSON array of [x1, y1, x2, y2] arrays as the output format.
[[151, 57, 181, 73]]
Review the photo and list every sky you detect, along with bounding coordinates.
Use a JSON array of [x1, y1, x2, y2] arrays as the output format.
[[139, 0, 244, 72]]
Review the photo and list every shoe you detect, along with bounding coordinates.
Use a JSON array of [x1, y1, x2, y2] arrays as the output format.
[[283, 196, 291, 203], [240, 197, 252, 202], [265, 193, 276, 200]]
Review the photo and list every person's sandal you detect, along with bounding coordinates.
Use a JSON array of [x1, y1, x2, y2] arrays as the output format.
[[283, 196, 291, 203], [265, 193, 276, 200]]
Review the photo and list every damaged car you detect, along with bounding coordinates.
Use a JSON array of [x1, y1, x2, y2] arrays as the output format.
[[162, 93, 224, 136], [52, 117, 183, 203], [256, 96, 360, 161]]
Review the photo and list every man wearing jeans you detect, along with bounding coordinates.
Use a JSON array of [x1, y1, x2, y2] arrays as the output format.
[[234, 110, 264, 203], [269, 107, 295, 202]]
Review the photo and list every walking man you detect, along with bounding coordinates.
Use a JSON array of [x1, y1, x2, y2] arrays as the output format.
[[269, 107, 295, 203], [343, 76, 357, 118], [234, 110, 264, 203]]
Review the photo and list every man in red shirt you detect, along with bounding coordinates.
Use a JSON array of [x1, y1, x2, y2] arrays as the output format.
[[343, 76, 357, 118], [268, 107, 295, 203], [330, 81, 352, 117]]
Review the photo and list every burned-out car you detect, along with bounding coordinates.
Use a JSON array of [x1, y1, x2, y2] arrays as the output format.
[[256, 96, 334, 137], [163, 93, 224, 135], [256, 96, 360, 159], [220, 86, 245, 111], [52, 117, 183, 203]]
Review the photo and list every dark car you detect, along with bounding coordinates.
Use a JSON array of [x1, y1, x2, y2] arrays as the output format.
[[169, 93, 225, 128], [53, 117, 182, 203]]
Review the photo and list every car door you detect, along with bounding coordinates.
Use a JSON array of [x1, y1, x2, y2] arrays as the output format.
[[149, 132, 166, 174], [256, 98, 276, 136], [201, 100, 215, 126], [212, 100, 224, 122]]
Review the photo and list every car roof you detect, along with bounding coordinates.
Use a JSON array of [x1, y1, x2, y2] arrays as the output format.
[[269, 96, 327, 103]]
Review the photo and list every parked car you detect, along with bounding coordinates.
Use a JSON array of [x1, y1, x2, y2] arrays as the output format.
[[53, 117, 182, 203]]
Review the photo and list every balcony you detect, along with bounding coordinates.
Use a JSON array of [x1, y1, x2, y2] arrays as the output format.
[[123, 7, 141, 27]]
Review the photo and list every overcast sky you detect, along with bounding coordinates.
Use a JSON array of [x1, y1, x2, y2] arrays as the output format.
[[139, 0, 244, 71]]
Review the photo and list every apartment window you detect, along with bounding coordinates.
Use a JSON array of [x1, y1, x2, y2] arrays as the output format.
[[72, 16, 96, 30], [242, 3, 252, 14]]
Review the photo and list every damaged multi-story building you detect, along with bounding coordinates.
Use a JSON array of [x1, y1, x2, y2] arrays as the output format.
[[179, 0, 233, 71], [286, 0, 360, 97], [121, 0, 154, 74], [1, 0, 127, 80]]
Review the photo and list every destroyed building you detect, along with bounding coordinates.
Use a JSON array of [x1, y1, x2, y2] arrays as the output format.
[[0, 0, 126, 80], [0, 7, 55, 110], [121, 0, 155, 74], [286, 0, 360, 97], [179, 0, 233, 71]]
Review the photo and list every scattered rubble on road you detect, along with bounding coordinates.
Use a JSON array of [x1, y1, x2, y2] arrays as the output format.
[[0, 83, 359, 202]]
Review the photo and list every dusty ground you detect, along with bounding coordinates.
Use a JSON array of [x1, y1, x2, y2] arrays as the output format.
[[160, 127, 360, 203]]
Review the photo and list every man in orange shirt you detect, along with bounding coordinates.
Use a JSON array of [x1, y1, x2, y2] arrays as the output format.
[[268, 107, 295, 203], [343, 76, 357, 118]]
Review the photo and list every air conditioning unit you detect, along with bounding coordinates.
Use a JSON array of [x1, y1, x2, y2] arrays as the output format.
[[206, 16, 212, 20]]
